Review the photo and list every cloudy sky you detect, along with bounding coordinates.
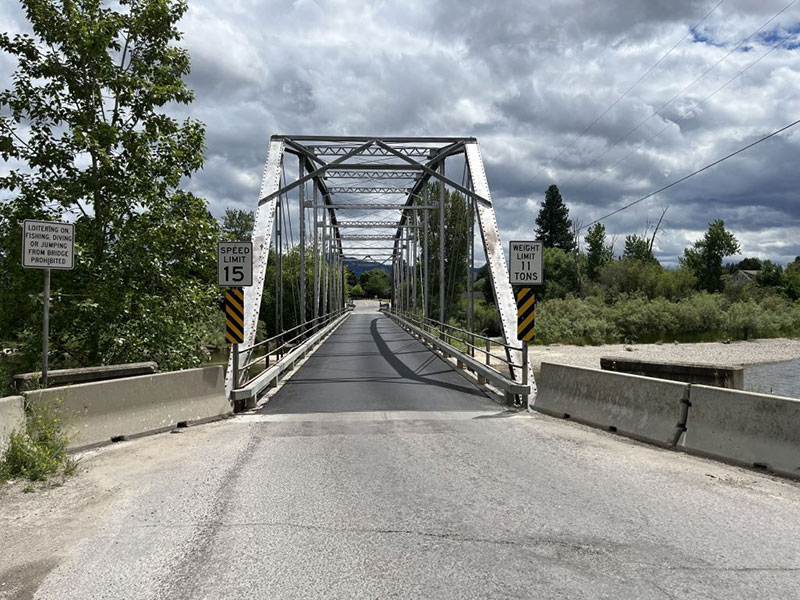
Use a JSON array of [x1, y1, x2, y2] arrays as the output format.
[[2, 0, 799, 265]]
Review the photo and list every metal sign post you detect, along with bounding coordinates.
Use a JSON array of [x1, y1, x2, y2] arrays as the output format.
[[218, 241, 253, 408], [22, 220, 75, 387], [509, 240, 544, 407]]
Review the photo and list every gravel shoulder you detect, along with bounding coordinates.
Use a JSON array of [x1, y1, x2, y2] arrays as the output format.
[[508, 337, 800, 371]]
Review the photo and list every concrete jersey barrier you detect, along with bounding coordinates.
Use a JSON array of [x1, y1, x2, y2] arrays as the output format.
[[534, 362, 689, 447], [680, 385, 800, 479], [24, 366, 231, 450], [0, 395, 25, 454], [600, 357, 743, 389], [14, 361, 159, 391]]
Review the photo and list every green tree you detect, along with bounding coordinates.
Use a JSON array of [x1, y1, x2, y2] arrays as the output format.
[[360, 268, 391, 297], [732, 257, 762, 272], [535, 185, 575, 252], [584, 223, 612, 281], [422, 183, 470, 319], [681, 220, 740, 293], [541, 247, 579, 300], [785, 259, 800, 300], [756, 260, 784, 288], [220, 208, 254, 241], [0, 0, 213, 369], [623, 234, 655, 262], [474, 263, 495, 305]]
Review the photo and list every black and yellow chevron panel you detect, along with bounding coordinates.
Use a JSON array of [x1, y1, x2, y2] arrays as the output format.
[[225, 287, 245, 344], [516, 287, 536, 342]]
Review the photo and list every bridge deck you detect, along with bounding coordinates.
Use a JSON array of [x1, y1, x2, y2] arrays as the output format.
[[262, 305, 500, 417]]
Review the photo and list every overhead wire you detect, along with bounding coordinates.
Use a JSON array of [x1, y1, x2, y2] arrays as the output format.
[[529, 0, 727, 184], [564, 0, 797, 185], [571, 28, 798, 196], [579, 117, 800, 231]]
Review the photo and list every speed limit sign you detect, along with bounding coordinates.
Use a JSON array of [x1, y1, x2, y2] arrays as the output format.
[[218, 241, 253, 287]]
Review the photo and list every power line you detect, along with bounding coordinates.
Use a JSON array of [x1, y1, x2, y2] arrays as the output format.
[[580, 118, 800, 231], [564, 0, 796, 186], [529, 0, 727, 183], [571, 29, 797, 196]]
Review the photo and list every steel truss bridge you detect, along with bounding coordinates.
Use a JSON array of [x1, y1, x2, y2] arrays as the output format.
[[226, 136, 533, 399]]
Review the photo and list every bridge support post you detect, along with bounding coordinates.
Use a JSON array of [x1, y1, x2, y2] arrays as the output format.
[[467, 191, 474, 357], [439, 158, 445, 336], [521, 340, 529, 407], [313, 184, 319, 319], [423, 185, 429, 320], [299, 159, 306, 336]]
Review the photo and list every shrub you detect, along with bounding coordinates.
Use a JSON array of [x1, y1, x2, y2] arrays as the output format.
[[0, 400, 75, 482]]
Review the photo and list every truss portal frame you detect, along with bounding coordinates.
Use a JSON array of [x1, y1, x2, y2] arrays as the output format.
[[227, 135, 535, 400]]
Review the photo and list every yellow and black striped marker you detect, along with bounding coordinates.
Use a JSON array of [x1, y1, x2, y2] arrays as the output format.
[[516, 287, 536, 341], [225, 287, 245, 344]]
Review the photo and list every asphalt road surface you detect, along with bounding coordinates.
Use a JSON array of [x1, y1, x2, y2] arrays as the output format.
[[5, 305, 800, 599]]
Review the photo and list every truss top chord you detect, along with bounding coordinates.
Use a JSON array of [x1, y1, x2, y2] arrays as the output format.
[[274, 135, 476, 143]]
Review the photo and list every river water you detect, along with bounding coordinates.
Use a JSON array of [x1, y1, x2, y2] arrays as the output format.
[[745, 357, 800, 399]]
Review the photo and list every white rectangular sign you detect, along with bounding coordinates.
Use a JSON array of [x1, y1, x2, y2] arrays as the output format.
[[218, 241, 253, 286], [508, 240, 543, 285], [22, 220, 75, 270]]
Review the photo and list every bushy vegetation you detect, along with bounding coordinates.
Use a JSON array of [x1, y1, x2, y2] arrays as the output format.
[[1, 400, 75, 483], [535, 293, 800, 345], [439, 187, 800, 347]]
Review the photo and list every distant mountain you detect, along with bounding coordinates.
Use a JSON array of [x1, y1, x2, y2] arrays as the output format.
[[344, 259, 392, 277], [344, 259, 484, 279]]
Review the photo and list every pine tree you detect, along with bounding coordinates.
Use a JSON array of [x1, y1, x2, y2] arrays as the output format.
[[535, 185, 575, 251], [623, 235, 656, 262], [585, 223, 612, 281]]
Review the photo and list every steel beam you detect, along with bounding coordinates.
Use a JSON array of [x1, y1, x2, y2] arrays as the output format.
[[276, 135, 476, 143], [227, 139, 283, 394], [439, 159, 445, 325], [323, 222, 421, 229], [464, 141, 534, 396], [311, 204, 436, 210], [313, 184, 319, 319], [260, 139, 376, 204], [299, 159, 306, 331], [310, 146, 434, 157], [328, 187, 412, 194], [320, 171, 421, 180]]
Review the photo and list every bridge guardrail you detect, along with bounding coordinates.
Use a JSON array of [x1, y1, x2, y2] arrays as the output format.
[[230, 309, 351, 406], [24, 366, 231, 450], [385, 310, 529, 405]]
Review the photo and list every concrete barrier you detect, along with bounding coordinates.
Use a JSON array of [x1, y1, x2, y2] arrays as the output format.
[[0, 396, 25, 454], [534, 362, 689, 447], [680, 385, 800, 479], [14, 361, 159, 391], [24, 366, 231, 450], [600, 357, 743, 389]]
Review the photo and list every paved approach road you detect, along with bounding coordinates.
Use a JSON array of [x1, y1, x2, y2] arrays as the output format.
[[4, 304, 800, 599]]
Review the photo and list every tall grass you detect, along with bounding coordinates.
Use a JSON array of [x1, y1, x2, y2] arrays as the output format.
[[1, 399, 76, 483]]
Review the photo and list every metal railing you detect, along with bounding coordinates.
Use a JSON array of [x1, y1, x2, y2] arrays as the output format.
[[385, 309, 522, 371], [232, 308, 350, 391], [385, 307, 530, 405]]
